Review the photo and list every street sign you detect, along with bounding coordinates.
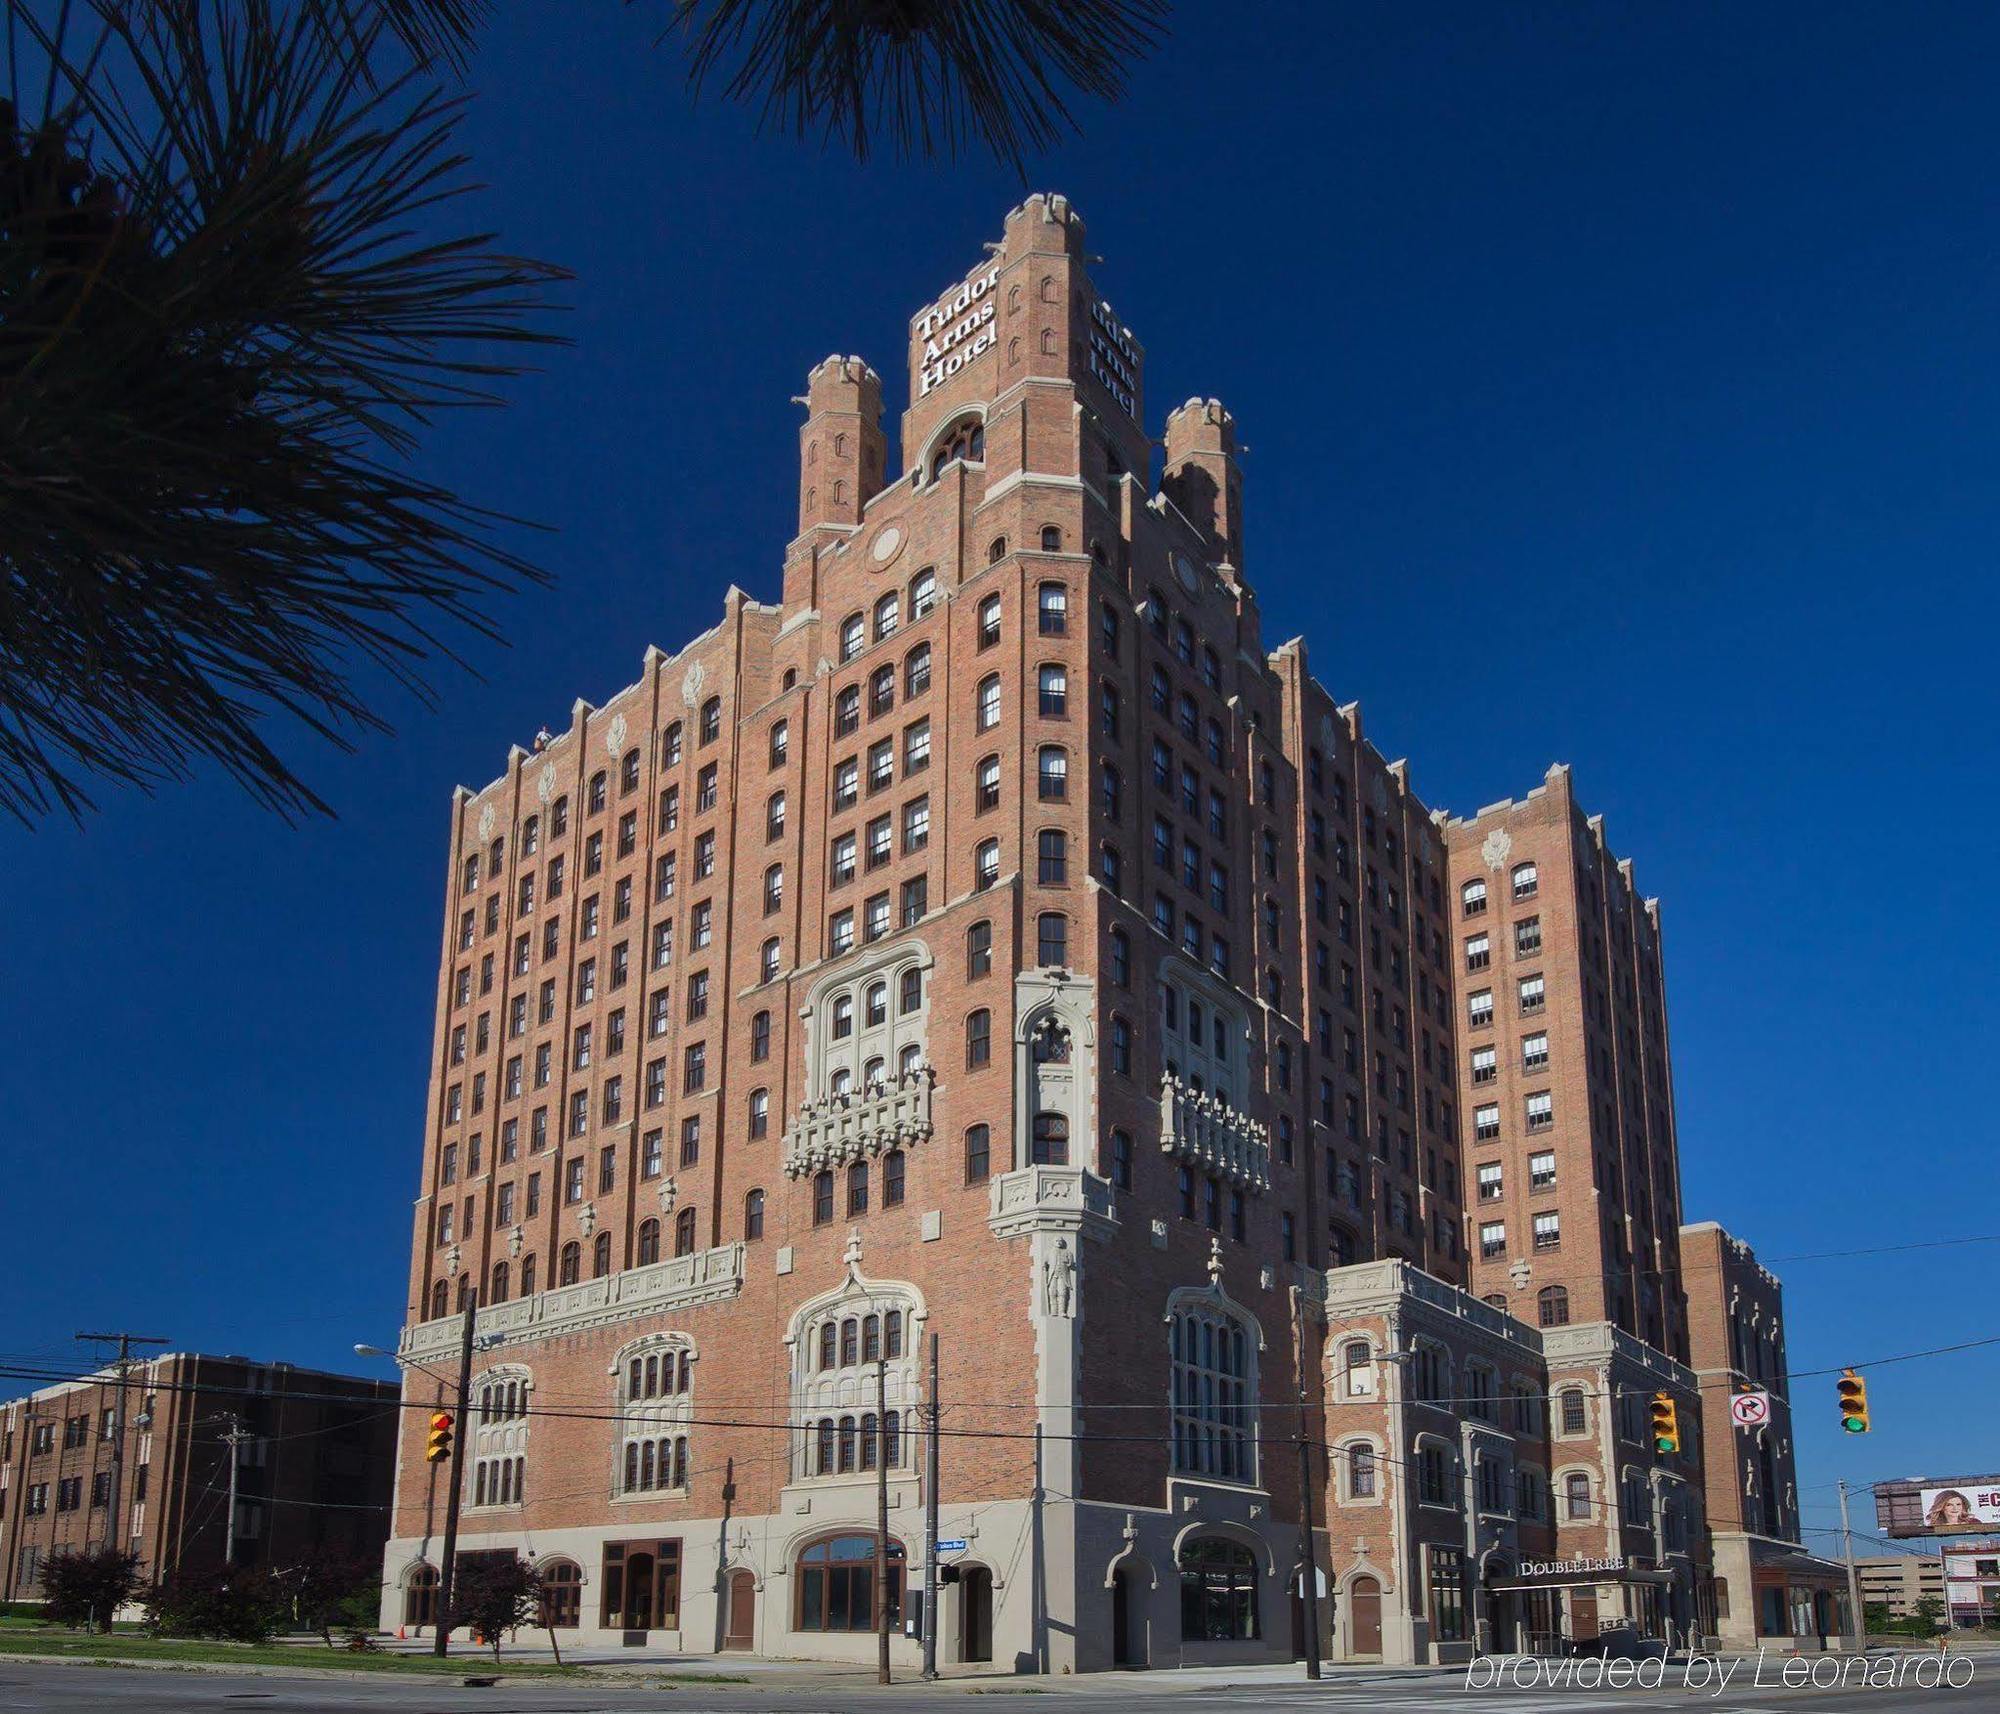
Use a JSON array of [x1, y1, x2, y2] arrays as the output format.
[[1731, 1391, 1771, 1428], [936, 1538, 969, 1553]]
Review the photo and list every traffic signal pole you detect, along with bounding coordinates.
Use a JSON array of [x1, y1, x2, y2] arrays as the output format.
[[433, 1296, 477, 1658], [1837, 1481, 1864, 1651]]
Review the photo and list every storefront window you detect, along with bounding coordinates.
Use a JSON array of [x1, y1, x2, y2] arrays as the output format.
[[1178, 1536, 1260, 1642], [795, 1534, 903, 1633], [1428, 1546, 1467, 1643]]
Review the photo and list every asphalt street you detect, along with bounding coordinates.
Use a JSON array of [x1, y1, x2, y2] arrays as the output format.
[[0, 1654, 1996, 1714]]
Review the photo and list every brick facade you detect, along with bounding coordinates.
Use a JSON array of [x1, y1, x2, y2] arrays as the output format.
[[380, 195, 1772, 1669], [0, 1356, 397, 1601]]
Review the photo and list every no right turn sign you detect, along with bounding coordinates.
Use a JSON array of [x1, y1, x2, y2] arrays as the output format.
[[1730, 1391, 1772, 1428]]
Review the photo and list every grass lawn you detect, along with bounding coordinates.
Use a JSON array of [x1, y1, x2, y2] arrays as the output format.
[[0, 1628, 590, 1677]]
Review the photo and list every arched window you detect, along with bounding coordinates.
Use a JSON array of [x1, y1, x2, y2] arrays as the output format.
[[795, 1534, 904, 1633], [976, 675, 1001, 731], [966, 1008, 991, 1069], [592, 1232, 612, 1278], [1037, 828, 1068, 884], [490, 1261, 509, 1303], [1177, 1537, 1259, 1642], [1565, 1472, 1592, 1519], [662, 721, 683, 766], [1036, 911, 1068, 966], [1030, 1111, 1069, 1165], [429, 1280, 449, 1319], [1038, 663, 1068, 717], [1345, 1443, 1377, 1499], [813, 1170, 834, 1225], [636, 1219, 661, 1265], [874, 592, 899, 641], [766, 791, 786, 839], [1538, 1284, 1570, 1327], [974, 839, 999, 890], [520, 1254, 537, 1297], [904, 642, 931, 697], [1040, 524, 1062, 553], [699, 696, 722, 744], [909, 569, 937, 618], [966, 919, 992, 977], [987, 535, 1007, 565], [847, 1160, 869, 1215], [839, 613, 864, 662], [1037, 745, 1068, 800], [929, 416, 983, 480], [1037, 581, 1068, 634], [975, 753, 1001, 812], [1171, 1306, 1254, 1481], [403, 1564, 439, 1628], [558, 1242, 580, 1286], [540, 1560, 583, 1628], [674, 1207, 697, 1256], [744, 1188, 765, 1239], [1559, 1387, 1588, 1435]]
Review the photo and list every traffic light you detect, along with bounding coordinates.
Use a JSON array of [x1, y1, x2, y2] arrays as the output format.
[[1650, 1390, 1680, 1454], [425, 1410, 455, 1463], [1837, 1369, 1870, 1434]]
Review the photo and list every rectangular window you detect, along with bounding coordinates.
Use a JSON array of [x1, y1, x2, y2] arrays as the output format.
[[1476, 1162, 1502, 1201], [1479, 1220, 1505, 1259], [1522, 1031, 1549, 1070], [1525, 1091, 1554, 1131], [1518, 974, 1546, 1014], [1428, 1547, 1467, 1644], [1529, 1150, 1556, 1190], [1468, 988, 1493, 1029], [1533, 1211, 1561, 1250]]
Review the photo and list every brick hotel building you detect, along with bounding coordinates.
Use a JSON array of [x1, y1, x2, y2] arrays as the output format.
[[378, 195, 1834, 1667]]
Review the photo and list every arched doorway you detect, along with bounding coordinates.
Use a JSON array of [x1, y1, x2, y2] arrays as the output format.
[[1348, 1574, 1382, 1659], [724, 1570, 756, 1650], [959, 1565, 993, 1662], [540, 1559, 582, 1629], [403, 1563, 438, 1630], [1111, 1565, 1145, 1667]]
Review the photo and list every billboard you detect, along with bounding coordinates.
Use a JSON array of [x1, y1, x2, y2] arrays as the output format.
[[1922, 1487, 2000, 1530], [1876, 1476, 2000, 1537]]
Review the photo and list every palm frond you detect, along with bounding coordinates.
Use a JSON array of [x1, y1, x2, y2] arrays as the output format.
[[0, 0, 567, 825], [665, 0, 1170, 172]]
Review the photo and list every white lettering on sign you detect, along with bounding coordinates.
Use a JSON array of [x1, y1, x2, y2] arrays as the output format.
[[1087, 296, 1138, 417], [1519, 1555, 1626, 1579], [913, 264, 1001, 398]]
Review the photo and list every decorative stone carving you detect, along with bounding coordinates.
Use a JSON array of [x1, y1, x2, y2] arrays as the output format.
[[1482, 827, 1513, 872], [605, 712, 628, 757], [782, 1064, 934, 1177], [870, 524, 904, 565], [1206, 1236, 1224, 1286], [1042, 1238, 1076, 1318], [680, 660, 706, 709], [656, 1176, 679, 1215], [537, 762, 557, 805], [507, 1224, 524, 1258], [578, 1201, 597, 1238], [1157, 1073, 1271, 1191], [476, 803, 496, 843]]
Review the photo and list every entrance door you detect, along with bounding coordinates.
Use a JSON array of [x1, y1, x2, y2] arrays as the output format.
[[624, 1552, 655, 1644], [725, 1570, 756, 1650], [1111, 1567, 1144, 1667], [960, 1566, 993, 1663], [1569, 1590, 1599, 1642], [1349, 1575, 1383, 1658]]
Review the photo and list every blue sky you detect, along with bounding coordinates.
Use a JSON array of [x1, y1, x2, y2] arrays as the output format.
[[5, 0, 1993, 1551]]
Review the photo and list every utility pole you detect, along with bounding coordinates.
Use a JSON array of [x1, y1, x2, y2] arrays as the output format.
[[875, 1352, 892, 1685], [1837, 1480, 1865, 1651], [1290, 1289, 1322, 1678], [76, 1331, 167, 1560], [922, 1331, 940, 1681], [217, 1414, 253, 1566], [433, 1291, 478, 1658]]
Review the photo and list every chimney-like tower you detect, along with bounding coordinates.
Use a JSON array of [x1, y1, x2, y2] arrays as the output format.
[[1163, 397, 1243, 570], [797, 355, 886, 535]]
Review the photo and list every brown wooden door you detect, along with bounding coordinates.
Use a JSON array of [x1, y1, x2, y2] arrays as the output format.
[[724, 1570, 755, 1649], [1350, 1575, 1383, 1657]]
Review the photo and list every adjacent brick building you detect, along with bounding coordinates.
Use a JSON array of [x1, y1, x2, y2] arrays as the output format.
[[1680, 1222, 1849, 1645], [377, 194, 1787, 1667], [0, 1355, 398, 1601]]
